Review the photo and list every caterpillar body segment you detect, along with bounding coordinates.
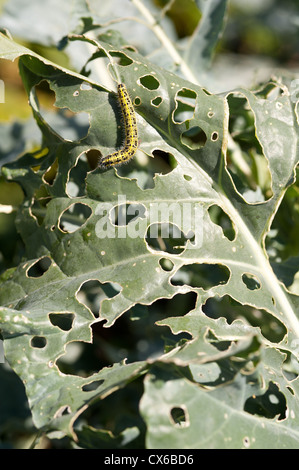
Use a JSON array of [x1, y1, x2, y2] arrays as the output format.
[[100, 83, 138, 168]]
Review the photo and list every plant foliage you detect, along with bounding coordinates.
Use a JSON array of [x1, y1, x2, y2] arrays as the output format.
[[0, 0, 299, 449]]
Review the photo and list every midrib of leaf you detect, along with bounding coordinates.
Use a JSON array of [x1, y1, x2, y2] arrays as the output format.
[[3, 31, 298, 337], [131, 0, 199, 85], [151, 91, 299, 335], [141, 102, 299, 335], [123, 3, 299, 336]]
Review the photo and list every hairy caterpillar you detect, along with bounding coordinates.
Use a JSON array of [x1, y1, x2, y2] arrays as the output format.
[[100, 83, 138, 168]]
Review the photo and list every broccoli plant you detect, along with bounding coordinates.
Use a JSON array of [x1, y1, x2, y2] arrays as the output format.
[[0, 0, 299, 449]]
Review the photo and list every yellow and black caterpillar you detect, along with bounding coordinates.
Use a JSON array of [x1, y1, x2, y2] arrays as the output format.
[[100, 83, 138, 168]]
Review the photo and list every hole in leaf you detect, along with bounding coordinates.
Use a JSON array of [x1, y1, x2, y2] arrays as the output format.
[[43, 158, 58, 186], [67, 153, 91, 197], [151, 96, 163, 107], [181, 126, 207, 149], [59, 202, 92, 233], [170, 406, 189, 427], [91, 294, 195, 365], [31, 187, 51, 226], [159, 258, 174, 272], [92, 308, 152, 364], [265, 167, 299, 287], [159, 292, 197, 318], [34, 79, 55, 109], [226, 92, 273, 202], [151, 149, 177, 174], [139, 74, 160, 90], [244, 382, 287, 420], [110, 203, 146, 226], [110, 51, 133, 66], [242, 273, 261, 290], [287, 386, 295, 395], [54, 405, 71, 418], [145, 223, 194, 254], [211, 131, 219, 141], [171, 263, 230, 289], [202, 88, 211, 96], [49, 313, 75, 331], [27, 256, 52, 278], [208, 204, 236, 241], [34, 80, 90, 142], [203, 295, 287, 343], [56, 109, 90, 141], [56, 341, 101, 377], [31, 336, 47, 348], [76, 280, 120, 318], [173, 88, 196, 123], [82, 379, 104, 392], [206, 329, 232, 352], [243, 437, 251, 448], [255, 82, 285, 101], [86, 149, 102, 170]]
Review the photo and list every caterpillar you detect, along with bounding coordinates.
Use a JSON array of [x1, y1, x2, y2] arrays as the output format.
[[100, 83, 138, 168]]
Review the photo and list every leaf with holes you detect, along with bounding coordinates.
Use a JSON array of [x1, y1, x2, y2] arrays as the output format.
[[140, 363, 299, 449], [0, 30, 299, 448]]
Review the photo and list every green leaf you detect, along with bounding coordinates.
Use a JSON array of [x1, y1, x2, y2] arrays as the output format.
[[0, 29, 299, 448], [186, 0, 228, 74], [140, 364, 299, 449]]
